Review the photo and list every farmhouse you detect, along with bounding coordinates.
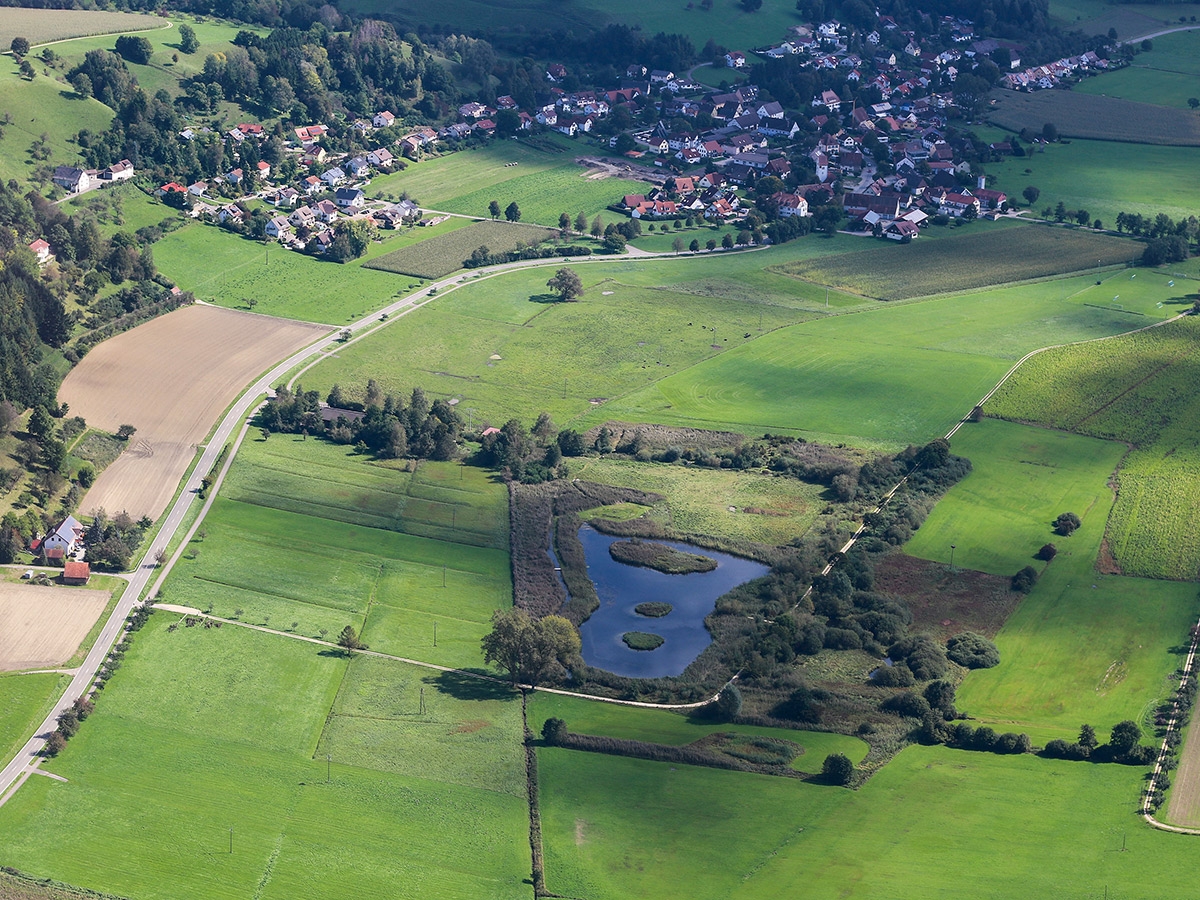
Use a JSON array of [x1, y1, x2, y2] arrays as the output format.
[[62, 561, 91, 585], [38, 515, 85, 560], [101, 159, 135, 183], [53, 166, 91, 193], [884, 219, 920, 241]]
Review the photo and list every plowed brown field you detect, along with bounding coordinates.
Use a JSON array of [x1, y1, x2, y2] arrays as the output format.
[[0, 584, 108, 671], [61, 305, 328, 520]]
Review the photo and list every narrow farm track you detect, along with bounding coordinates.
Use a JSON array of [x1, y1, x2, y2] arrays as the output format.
[[0, 246, 1190, 806]]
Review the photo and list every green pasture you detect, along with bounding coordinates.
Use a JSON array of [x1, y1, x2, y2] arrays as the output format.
[[1077, 30, 1200, 109], [988, 315, 1200, 579], [1054, 0, 1200, 36], [0, 56, 114, 185], [590, 270, 1177, 448], [165, 437, 511, 669], [542, 739, 1200, 899], [343, 0, 801, 53], [152, 223, 404, 323], [0, 673, 69, 763], [0, 621, 529, 900], [567, 456, 827, 546], [374, 141, 645, 228], [906, 419, 1128, 576], [983, 137, 1200, 224], [64, 183, 181, 237], [366, 219, 558, 279], [356, 214, 472, 265], [988, 86, 1200, 145], [528, 692, 867, 773]]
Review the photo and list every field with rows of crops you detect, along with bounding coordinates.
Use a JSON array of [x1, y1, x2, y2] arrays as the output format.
[[364, 219, 558, 279]]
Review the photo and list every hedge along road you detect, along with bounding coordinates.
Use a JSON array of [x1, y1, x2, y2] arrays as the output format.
[[0, 243, 771, 806]]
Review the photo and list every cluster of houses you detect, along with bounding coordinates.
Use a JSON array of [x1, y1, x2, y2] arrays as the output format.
[[1001, 50, 1108, 91], [51, 158, 135, 194], [619, 172, 746, 222]]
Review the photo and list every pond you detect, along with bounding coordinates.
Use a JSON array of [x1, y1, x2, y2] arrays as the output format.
[[569, 525, 769, 678]]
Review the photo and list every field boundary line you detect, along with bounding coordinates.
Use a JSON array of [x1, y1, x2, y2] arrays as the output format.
[[150, 605, 719, 709], [1143, 608, 1200, 834]]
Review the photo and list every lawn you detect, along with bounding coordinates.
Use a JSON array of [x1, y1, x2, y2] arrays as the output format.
[[151, 223, 406, 323], [369, 139, 645, 228], [63, 183, 182, 237], [164, 436, 512, 669], [0, 621, 530, 900], [566, 456, 828, 546], [771, 222, 1138, 300], [589, 270, 1178, 448], [905, 419, 1128, 576], [981, 135, 1200, 225], [987, 315, 1200, 579], [0, 673, 70, 763], [365, 219, 558, 279], [987, 87, 1200, 145]]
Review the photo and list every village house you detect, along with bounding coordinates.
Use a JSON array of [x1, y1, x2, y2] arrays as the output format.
[[346, 156, 371, 178], [302, 175, 323, 195], [314, 199, 340, 223], [28, 239, 54, 266], [265, 216, 292, 239], [373, 110, 396, 128], [187, 181, 208, 197], [101, 159, 135, 183], [38, 515, 85, 561], [320, 166, 346, 186], [335, 187, 365, 209], [289, 205, 317, 229], [52, 166, 91, 193], [273, 187, 300, 208], [256, 160, 272, 179], [367, 147, 395, 168]]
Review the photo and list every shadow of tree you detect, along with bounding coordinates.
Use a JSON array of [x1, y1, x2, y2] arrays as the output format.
[[428, 668, 517, 702]]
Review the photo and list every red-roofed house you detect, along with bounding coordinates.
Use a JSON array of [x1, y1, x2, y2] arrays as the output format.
[[29, 239, 53, 267], [63, 561, 91, 585]]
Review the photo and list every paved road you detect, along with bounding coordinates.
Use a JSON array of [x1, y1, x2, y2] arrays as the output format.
[[1123, 23, 1200, 43]]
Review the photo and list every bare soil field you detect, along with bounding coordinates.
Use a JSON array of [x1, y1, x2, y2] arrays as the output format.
[[874, 552, 1021, 639], [1165, 718, 1200, 827], [60, 305, 329, 520], [0, 583, 108, 671]]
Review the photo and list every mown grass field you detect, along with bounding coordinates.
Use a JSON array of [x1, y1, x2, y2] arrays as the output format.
[[370, 139, 644, 228], [1076, 29, 1200, 110], [906, 419, 1128, 576], [0, 622, 530, 900], [152, 223, 406, 323], [988, 315, 1200, 579], [988, 87, 1200, 145], [365, 219, 558, 279], [164, 436, 511, 669], [0, 673, 70, 763], [589, 270, 1179, 447], [541, 740, 1200, 899], [771, 224, 1138, 300], [528, 693, 867, 773], [0, 8, 163, 48], [980, 133, 1200, 225], [566, 456, 827, 546], [63, 183, 180, 237]]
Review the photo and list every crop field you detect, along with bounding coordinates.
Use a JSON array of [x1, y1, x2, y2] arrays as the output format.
[[1165, 717, 1200, 827], [982, 136, 1200, 225], [0, 621, 530, 900], [528, 693, 867, 773], [0, 8, 163, 49], [365, 219, 558, 279], [152, 224, 406, 323], [0, 58, 115, 186], [905, 419, 1128, 576], [166, 437, 511, 668], [0, 584, 109, 671], [370, 140, 646, 228], [356, 214, 472, 265], [0, 672, 69, 763], [60, 304, 328, 520], [344, 0, 802, 54], [589, 270, 1179, 447], [567, 456, 827, 546], [771, 224, 1138, 300], [987, 316, 1200, 578], [988, 87, 1200, 145]]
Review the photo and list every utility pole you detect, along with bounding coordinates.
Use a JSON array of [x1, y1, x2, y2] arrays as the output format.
[[434, 621, 438, 646], [229, 827, 233, 854], [326, 753, 331, 783]]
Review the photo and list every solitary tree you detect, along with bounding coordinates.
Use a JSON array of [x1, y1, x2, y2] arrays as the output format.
[[546, 267, 584, 301], [715, 683, 743, 720], [178, 23, 200, 54], [672, 236, 685, 253], [504, 202, 521, 222], [1190, 98, 1200, 110], [116, 424, 137, 441], [481, 608, 581, 686], [1054, 511, 1081, 536], [822, 752, 854, 785], [337, 624, 363, 655], [10, 36, 30, 56], [558, 212, 571, 233], [488, 200, 501, 220]]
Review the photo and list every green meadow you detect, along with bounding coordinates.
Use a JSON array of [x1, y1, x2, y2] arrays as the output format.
[[152, 223, 406, 323], [1076, 29, 1200, 110], [0, 622, 529, 900], [0, 673, 70, 763], [540, 740, 1200, 900], [372, 139, 644, 228], [903, 418, 1191, 740], [165, 436, 511, 670]]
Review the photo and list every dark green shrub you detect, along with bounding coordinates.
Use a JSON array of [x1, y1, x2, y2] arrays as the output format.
[[946, 632, 1000, 669]]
